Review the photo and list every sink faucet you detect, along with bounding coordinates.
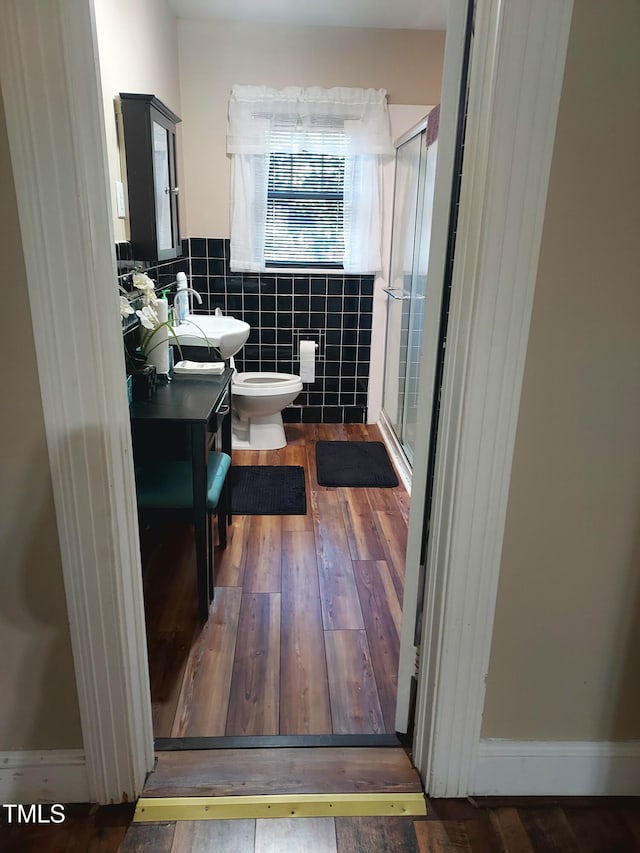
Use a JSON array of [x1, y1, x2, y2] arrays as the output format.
[[173, 270, 202, 320], [180, 288, 202, 305], [173, 288, 202, 322]]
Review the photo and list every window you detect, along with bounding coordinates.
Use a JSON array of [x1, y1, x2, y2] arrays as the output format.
[[265, 152, 345, 268], [227, 86, 393, 274]]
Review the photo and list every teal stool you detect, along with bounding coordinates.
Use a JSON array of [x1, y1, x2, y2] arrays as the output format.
[[135, 452, 232, 592]]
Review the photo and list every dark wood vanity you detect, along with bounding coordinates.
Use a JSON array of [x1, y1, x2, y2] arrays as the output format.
[[129, 369, 234, 620]]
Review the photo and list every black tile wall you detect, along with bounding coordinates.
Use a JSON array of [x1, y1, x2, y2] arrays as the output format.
[[118, 237, 372, 423], [183, 238, 371, 423]]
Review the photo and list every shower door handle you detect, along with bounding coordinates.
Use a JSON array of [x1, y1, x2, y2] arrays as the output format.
[[383, 288, 411, 300]]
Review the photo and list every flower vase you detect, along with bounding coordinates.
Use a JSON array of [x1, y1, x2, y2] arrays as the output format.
[[145, 297, 170, 376]]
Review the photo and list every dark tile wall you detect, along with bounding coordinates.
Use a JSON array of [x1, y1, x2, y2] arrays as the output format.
[[186, 238, 372, 424], [118, 238, 373, 423], [116, 240, 189, 338], [115, 241, 189, 350]]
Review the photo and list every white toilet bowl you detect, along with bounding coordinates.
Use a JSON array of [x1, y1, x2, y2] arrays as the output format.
[[231, 372, 303, 450]]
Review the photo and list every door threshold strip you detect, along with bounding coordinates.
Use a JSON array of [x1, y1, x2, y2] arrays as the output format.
[[134, 792, 427, 822], [154, 733, 402, 751]]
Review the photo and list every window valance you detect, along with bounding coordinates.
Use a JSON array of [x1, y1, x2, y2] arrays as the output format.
[[227, 85, 393, 157]]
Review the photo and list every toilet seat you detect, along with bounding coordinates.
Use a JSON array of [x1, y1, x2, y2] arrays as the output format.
[[232, 372, 302, 397]]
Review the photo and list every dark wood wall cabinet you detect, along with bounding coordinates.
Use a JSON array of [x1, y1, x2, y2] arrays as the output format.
[[119, 93, 182, 261]]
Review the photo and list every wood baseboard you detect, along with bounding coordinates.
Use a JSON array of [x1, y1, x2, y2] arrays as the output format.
[[473, 740, 640, 796], [0, 750, 88, 803]]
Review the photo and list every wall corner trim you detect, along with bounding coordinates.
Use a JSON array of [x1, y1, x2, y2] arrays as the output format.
[[0, 750, 89, 804], [474, 740, 640, 796]]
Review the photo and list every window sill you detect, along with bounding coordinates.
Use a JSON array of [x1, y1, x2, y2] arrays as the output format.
[[265, 267, 345, 275], [229, 266, 348, 276]]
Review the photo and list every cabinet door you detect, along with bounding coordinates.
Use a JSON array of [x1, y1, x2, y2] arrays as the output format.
[[151, 110, 180, 260], [120, 93, 182, 261]]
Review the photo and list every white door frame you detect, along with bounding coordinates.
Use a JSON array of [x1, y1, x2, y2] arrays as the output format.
[[410, 0, 573, 795], [395, 0, 470, 734], [0, 0, 572, 802], [0, 0, 153, 802]]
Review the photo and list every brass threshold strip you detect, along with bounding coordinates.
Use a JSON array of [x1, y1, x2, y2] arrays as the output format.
[[134, 792, 427, 822]]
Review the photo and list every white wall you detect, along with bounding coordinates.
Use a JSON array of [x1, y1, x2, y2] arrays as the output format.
[[177, 19, 444, 238], [0, 92, 82, 751], [94, 0, 181, 240], [482, 0, 640, 742]]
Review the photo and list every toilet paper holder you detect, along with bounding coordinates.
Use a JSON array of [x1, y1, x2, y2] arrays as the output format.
[[299, 338, 318, 384], [294, 329, 325, 361]]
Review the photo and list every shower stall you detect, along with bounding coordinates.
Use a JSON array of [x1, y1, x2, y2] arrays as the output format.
[[381, 112, 439, 473]]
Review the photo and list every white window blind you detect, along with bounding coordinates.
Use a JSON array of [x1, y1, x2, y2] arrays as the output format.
[[265, 152, 345, 267], [227, 86, 393, 273]]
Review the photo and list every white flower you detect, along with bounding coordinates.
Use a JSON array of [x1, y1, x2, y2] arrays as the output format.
[[136, 305, 159, 330], [120, 295, 134, 317], [132, 272, 158, 306]]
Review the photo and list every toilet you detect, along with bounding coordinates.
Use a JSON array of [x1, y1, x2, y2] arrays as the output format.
[[231, 371, 303, 450]]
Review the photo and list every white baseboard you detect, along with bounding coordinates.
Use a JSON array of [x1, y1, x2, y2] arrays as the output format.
[[473, 739, 640, 796], [0, 750, 89, 803]]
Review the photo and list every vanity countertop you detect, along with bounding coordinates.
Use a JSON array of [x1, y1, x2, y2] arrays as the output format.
[[129, 367, 233, 424]]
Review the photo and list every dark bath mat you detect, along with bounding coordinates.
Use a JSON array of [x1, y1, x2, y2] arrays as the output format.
[[231, 466, 306, 515], [315, 441, 399, 488]]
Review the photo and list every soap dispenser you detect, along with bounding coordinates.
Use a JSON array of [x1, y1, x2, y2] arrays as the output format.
[[174, 272, 189, 323]]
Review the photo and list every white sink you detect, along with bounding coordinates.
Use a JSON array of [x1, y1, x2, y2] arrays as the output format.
[[171, 314, 250, 359]]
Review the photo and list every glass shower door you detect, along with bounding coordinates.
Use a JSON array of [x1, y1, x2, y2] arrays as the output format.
[[382, 129, 429, 465]]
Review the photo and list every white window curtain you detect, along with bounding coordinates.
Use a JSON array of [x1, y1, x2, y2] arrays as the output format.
[[227, 85, 393, 273]]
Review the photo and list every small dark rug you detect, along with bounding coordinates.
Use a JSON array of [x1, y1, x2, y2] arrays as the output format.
[[315, 441, 399, 488], [231, 465, 306, 515]]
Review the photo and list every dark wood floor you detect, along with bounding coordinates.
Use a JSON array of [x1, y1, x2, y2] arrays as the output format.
[[143, 423, 409, 738], [3, 797, 640, 851], [140, 745, 423, 797], [5, 433, 640, 852]]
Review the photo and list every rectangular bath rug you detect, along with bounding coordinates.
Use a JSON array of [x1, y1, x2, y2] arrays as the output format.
[[315, 441, 399, 488], [231, 465, 306, 515]]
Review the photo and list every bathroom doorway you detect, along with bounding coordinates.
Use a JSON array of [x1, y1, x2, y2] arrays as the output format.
[[3, 0, 572, 801], [141, 47, 472, 753], [136, 8, 472, 749]]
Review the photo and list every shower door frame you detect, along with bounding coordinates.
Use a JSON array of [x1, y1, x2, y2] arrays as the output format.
[[381, 118, 432, 469]]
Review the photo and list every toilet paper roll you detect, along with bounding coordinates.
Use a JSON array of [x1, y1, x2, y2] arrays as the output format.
[[300, 339, 316, 383], [145, 297, 170, 375]]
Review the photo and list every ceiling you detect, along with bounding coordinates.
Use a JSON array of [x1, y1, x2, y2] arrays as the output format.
[[165, 0, 448, 30]]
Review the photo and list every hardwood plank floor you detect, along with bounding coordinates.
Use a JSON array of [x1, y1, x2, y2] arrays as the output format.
[[170, 586, 242, 737], [352, 560, 402, 731], [243, 515, 282, 594], [225, 592, 281, 736], [171, 819, 255, 852], [143, 423, 408, 737], [325, 630, 385, 734], [280, 531, 333, 734], [255, 817, 338, 853], [6, 798, 640, 852], [143, 746, 422, 797]]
